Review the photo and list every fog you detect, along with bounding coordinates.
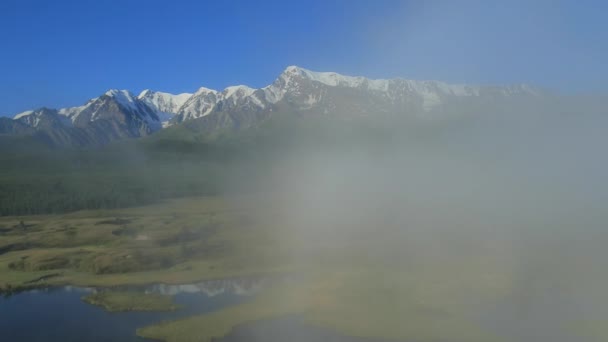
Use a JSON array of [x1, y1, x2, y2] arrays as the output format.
[[222, 101, 608, 341]]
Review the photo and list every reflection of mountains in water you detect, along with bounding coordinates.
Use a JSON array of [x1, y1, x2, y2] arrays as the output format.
[[145, 277, 269, 297]]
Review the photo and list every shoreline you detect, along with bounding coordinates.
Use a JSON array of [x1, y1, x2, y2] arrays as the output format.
[[0, 270, 286, 296]]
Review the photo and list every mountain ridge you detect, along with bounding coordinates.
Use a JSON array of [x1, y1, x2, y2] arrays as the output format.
[[6, 66, 544, 146]]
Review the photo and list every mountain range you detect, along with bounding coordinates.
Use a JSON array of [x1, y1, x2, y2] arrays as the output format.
[[1, 66, 545, 147]]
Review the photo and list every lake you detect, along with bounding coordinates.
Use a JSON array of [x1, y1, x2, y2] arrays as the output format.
[[0, 277, 266, 341]]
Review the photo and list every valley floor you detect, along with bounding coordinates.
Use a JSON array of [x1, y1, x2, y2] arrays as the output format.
[[1, 195, 606, 342]]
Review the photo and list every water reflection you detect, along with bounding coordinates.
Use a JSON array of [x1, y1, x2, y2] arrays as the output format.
[[145, 277, 268, 297], [0, 276, 270, 342]]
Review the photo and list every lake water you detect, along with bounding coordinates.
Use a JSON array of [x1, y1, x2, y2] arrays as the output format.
[[1, 275, 604, 342], [0, 278, 266, 342]]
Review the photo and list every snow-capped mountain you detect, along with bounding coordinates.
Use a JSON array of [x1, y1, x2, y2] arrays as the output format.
[[175, 87, 219, 123], [137, 90, 192, 127], [172, 66, 541, 124], [8, 66, 543, 146], [14, 108, 71, 128]]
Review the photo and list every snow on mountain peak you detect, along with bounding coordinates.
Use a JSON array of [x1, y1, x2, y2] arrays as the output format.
[[275, 67, 544, 111], [103, 89, 139, 112], [282, 65, 370, 88], [138, 89, 153, 98], [284, 65, 300, 72], [13, 110, 34, 120], [194, 87, 218, 95], [223, 85, 255, 99], [134, 90, 194, 127], [137, 89, 192, 108], [105, 89, 134, 98], [176, 88, 221, 122]]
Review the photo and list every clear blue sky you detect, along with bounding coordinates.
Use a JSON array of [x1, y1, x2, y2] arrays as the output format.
[[1, 0, 606, 116]]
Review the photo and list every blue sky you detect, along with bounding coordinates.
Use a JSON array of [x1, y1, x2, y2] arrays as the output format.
[[1, 0, 606, 116]]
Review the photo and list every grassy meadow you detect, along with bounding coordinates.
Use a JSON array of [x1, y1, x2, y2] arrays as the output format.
[[0, 194, 510, 342], [0, 196, 290, 292]]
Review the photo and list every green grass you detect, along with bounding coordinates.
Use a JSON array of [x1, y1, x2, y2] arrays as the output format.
[[82, 291, 179, 312], [0, 195, 291, 292]]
